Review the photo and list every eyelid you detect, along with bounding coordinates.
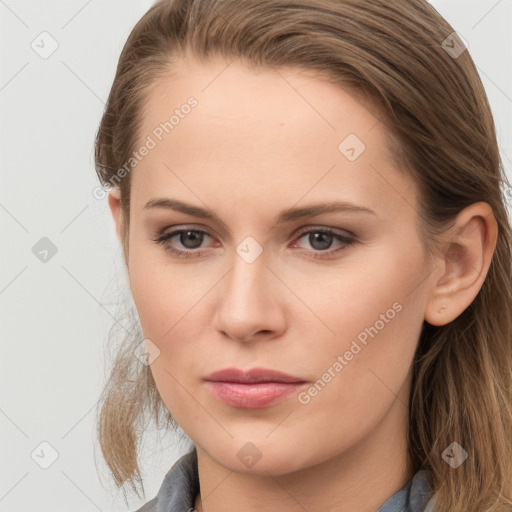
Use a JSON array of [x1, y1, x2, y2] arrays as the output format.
[[157, 224, 216, 239], [292, 224, 356, 239]]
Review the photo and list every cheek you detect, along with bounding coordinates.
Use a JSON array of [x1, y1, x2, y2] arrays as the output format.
[[127, 225, 208, 338], [298, 241, 427, 395], [306, 243, 424, 340], [129, 266, 207, 352], [127, 257, 209, 421]]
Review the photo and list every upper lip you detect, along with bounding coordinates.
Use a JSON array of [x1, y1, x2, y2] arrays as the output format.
[[204, 367, 306, 384]]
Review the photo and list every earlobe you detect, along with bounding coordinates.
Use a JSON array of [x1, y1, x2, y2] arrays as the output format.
[[424, 202, 498, 326], [107, 187, 124, 243]]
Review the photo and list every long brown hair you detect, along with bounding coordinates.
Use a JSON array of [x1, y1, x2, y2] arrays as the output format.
[[94, 1, 512, 510]]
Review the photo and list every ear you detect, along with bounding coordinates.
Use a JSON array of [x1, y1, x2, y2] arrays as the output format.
[[107, 187, 124, 244], [424, 202, 498, 326]]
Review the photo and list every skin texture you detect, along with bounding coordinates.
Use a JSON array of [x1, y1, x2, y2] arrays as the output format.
[[108, 57, 498, 512]]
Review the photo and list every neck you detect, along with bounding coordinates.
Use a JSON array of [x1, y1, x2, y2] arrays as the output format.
[[193, 397, 414, 512]]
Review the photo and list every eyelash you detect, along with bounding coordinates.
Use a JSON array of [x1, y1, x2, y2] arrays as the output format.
[[152, 225, 356, 260]]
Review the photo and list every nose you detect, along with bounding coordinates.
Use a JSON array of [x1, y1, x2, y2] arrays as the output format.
[[213, 247, 287, 343]]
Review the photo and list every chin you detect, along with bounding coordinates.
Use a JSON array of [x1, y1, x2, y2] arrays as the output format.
[[200, 437, 316, 476]]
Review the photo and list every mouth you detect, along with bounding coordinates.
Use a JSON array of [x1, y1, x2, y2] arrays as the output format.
[[203, 367, 308, 409]]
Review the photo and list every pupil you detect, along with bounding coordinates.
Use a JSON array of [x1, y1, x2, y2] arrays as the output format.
[[310, 232, 332, 250], [181, 231, 203, 249]]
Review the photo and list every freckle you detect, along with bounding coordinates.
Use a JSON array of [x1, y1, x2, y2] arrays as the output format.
[[280, 122, 285, 126]]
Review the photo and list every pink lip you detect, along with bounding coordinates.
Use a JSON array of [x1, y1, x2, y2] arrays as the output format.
[[204, 367, 307, 409], [205, 367, 305, 384]]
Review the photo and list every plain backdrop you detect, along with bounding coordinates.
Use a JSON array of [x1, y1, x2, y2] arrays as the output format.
[[1, 1, 511, 511]]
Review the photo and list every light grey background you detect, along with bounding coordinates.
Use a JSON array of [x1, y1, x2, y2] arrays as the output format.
[[1, 1, 511, 511]]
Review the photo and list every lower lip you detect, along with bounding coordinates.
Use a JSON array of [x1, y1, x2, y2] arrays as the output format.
[[205, 381, 306, 408]]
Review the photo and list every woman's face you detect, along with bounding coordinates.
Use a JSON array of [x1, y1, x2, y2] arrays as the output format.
[[114, 57, 438, 474]]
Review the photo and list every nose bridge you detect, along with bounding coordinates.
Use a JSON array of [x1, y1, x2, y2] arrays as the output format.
[[226, 238, 268, 304]]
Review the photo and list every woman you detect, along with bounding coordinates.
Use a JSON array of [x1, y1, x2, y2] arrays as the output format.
[[94, 0, 512, 511]]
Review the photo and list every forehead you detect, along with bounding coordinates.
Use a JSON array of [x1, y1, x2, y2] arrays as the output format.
[[131, 56, 413, 218], [141, 55, 389, 147]]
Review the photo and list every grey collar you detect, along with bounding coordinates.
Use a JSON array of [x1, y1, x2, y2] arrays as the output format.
[[134, 448, 435, 512]]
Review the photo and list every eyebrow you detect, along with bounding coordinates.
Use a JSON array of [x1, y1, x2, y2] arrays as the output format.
[[143, 197, 376, 227]]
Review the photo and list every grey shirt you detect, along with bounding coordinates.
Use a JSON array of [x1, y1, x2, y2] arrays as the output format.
[[134, 448, 436, 512]]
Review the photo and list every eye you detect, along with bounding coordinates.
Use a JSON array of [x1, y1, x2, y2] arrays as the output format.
[[152, 227, 215, 258], [291, 227, 355, 259]]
